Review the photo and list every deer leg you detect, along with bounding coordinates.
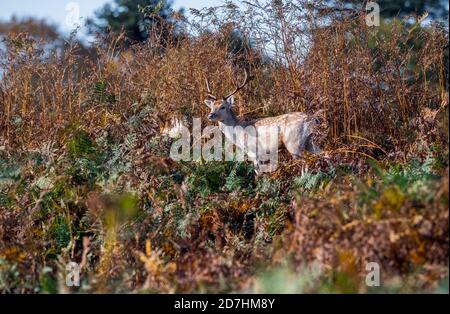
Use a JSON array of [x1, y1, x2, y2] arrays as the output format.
[[283, 128, 311, 160], [254, 158, 279, 174], [284, 141, 304, 160], [253, 160, 261, 176]]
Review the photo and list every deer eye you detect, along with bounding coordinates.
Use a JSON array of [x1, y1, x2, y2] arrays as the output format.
[[220, 106, 225, 110]]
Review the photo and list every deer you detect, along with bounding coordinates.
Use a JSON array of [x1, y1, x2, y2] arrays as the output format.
[[204, 68, 324, 174]]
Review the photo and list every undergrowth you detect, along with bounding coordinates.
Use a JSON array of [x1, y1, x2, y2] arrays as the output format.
[[0, 0, 448, 293]]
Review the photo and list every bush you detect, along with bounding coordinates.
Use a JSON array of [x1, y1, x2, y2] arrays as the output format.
[[0, 0, 447, 294]]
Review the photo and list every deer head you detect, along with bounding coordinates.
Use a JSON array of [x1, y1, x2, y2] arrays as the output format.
[[204, 68, 251, 122]]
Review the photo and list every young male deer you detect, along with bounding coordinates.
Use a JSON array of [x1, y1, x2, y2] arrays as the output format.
[[204, 69, 323, 174]]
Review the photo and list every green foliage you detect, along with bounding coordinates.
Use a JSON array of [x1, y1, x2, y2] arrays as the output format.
[[435, 278, 449, 294], [254, 177, 290, 221], [88, 0, 178, 44], [292, 168, 335, 195], [0, 159, 22, 209], [185, 161, 233, 197], [91, 81, 116, 105], [255, 176, 282, 198], [67, 130, 96, 159], [373, 157, 440, 200], [49, 216, 71, 250], [224, 162, 255, 192], [108, 193, 140, 224], [266, 207, 287, 237], [39, 267, 57, 294], [0, 159, 21, 182], [65, 130, 106, 187], [1, 136, 447, 293], [68, 158, 103, 187]]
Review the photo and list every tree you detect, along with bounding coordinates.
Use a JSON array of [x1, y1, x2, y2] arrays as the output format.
[[327, 0, 448, 21], [0, 16, 93, 57], [0, 16, 61, 45], [87, 0, 180, 44], [0, 16, 97, 77]]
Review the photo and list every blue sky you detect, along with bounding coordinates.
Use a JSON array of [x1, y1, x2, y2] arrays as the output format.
[[0, 0, 221, 34]]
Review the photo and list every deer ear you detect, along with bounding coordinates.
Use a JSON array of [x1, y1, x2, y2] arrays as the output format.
[[204, 99, 213, 109], [226, 95, 235, 106]]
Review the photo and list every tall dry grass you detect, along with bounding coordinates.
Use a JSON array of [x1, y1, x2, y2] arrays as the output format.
[[0, 1, 447, 162]]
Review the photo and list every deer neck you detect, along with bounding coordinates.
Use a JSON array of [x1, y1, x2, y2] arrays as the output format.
[[217, 110, 249, 149], [218, 109, 241, 128]]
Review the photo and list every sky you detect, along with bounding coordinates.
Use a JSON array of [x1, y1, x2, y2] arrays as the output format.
[[0, 0, 221, 35]]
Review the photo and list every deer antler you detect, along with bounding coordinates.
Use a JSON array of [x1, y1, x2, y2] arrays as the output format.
[[205, 77, 217, 100], [223, 68, 252, 100]]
